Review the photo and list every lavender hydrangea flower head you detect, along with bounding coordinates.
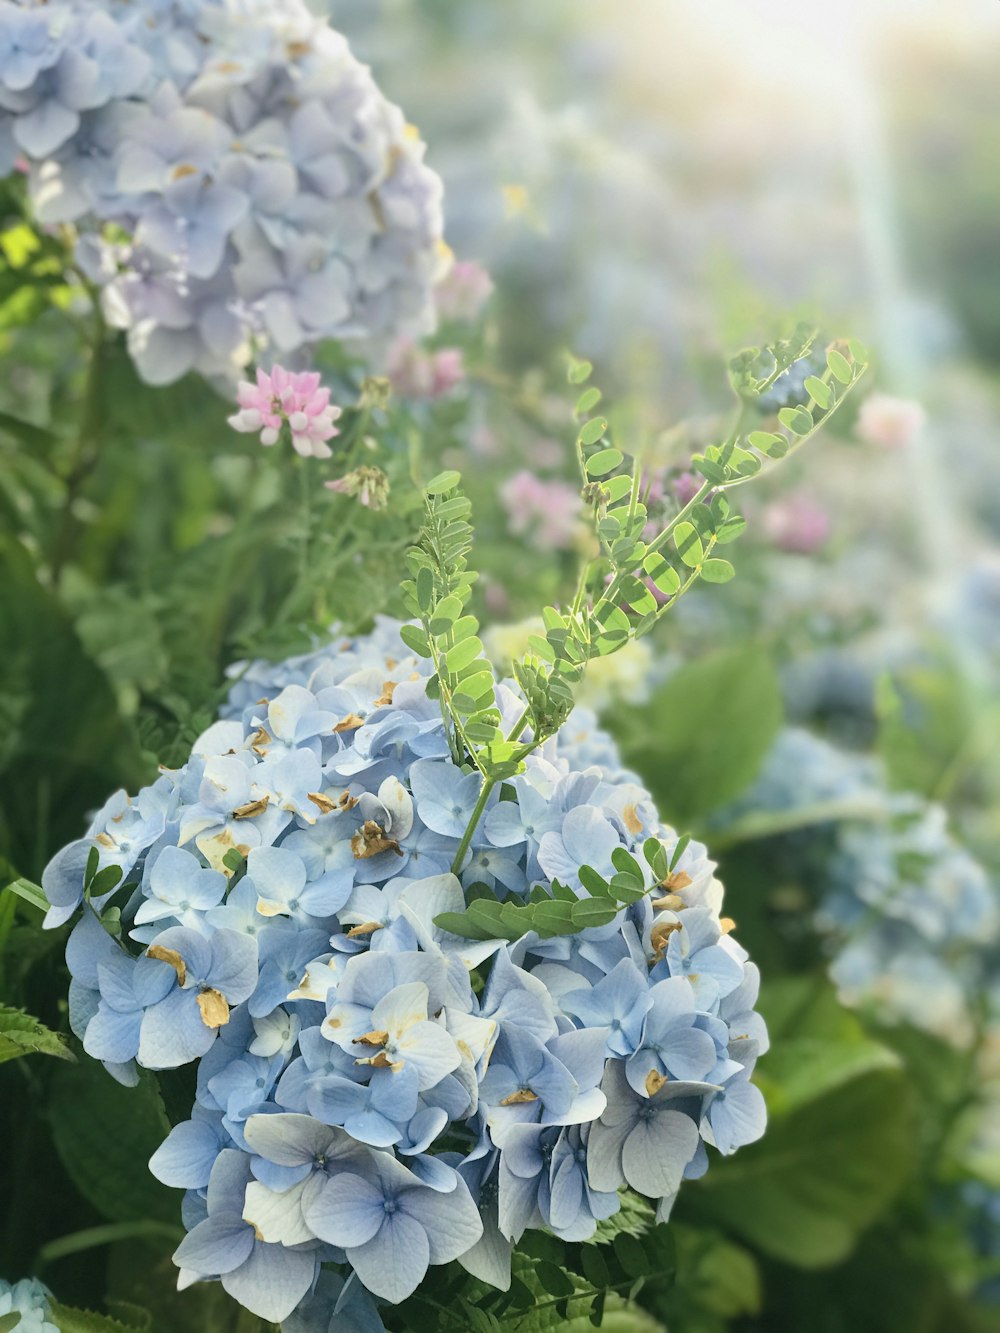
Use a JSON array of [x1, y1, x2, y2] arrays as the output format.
[[2, 0, 445, 384], [46, 619, 767, 1325]]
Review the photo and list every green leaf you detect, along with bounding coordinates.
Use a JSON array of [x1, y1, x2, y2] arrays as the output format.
[[579, 865, 612, 897], [643, 553, 680, 595], [747, 430, 789, 459], [578, 417, 609, 447], [777, 406, 813, 436], [693, 1063, 915, 1268], [416, 566, 435, 612], [615, 645, 783, 825], [0, 1315, 20, 1333], [532, 899, 576, 936], [428, 594, 464, 634], [714, 515, 747, 544], [399, 623, 432, 658], [585, 447, 623, 477], [425, 469, 462, 495], [699, 558, 735, 584], [49, 1065, 178, 1225], [803, 375, 832, 409], [567, 358, 594, 385], [575, 387, 602, 415], [446, 637, 485, 673], [570, 898, 619, 928], [827, 348, 854, 383], [0, 1005, 74, 1065], [3, 877, 48, 912], [48, 1304, 146, 1333], [0, 539, 142, 877], [673, 522, 704, 568]]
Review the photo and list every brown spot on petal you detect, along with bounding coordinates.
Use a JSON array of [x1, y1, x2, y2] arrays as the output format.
[[233, 795, 270, 820], [147, 945, 186, 985], [385, 657, 397, 670], [373, 681, 397, 707], [197, 988, 230, 1029], [645, 1069, 668, 1096], [171, 162, 199, 181], [308, 791, 338, 815], [499, 1088, 538, 1106], [338, 790, 359, 811], [351, 820, 402, 860], [249, 726, 270, 755], [347, 921, 383, 939], [356, 1051, 394, 1070], [650, 920, 682, 960], [95, 832, 115, 848], [662, 870, 692, 892], [651, 894, 684, 913], [623, 803, 643, 836], [720, 917, 737, 935], [353, 1029, 388, 1048], [334, 713, 365, 734], [286, 40, 311, 59]]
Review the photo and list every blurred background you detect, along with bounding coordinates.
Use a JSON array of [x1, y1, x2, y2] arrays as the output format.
[[2, 0, 1000, 1329]]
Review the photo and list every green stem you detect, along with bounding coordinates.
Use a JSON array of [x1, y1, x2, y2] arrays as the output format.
[[36, 1219, 184, 1269], [49, 310, 107, 584], [505, 706, 532, 743], [450, 774, 497, 875], [708, 796, 891, 852]]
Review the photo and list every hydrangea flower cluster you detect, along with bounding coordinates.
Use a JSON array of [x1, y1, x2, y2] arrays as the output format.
[[0, 1277, 57, 1332], [44, 619, 766, 1328], [1, 0, 444, 384], [714, 727, 999, 1045]]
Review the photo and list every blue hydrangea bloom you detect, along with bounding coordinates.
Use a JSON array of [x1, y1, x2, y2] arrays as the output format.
[[713, 726, 1000, 1044], [0, 1276, 58, 1333], [48, 618, 766, 1326], [2, 0, 444, 384]]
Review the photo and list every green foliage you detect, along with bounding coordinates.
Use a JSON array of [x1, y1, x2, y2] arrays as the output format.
[[0, 1004, 73, 1066], [48, 1065, 178, 1226], [615, 645, 784, 827], [690, 978, 916, 1267], [434, 836, 672, 940], [48, 1304, 147, 1333], [0, 538, 144, 880]]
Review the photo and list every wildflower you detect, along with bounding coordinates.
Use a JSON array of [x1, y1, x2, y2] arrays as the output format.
[[434, 258, 493, 323], [762, 493, 831, 554], [228, 365, 342, 458], [856, 392, 926, 449], [386, 335, 466, 400], [499, 471, 583, 551], [325, 465, 390, 510]]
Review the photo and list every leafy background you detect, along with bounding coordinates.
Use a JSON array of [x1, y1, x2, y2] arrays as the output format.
[[2, 0, 1000, 1330]]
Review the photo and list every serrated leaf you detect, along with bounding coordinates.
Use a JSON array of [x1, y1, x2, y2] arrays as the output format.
[[48, 1304, 146, 1333], [0, 1005, 74, 1066]]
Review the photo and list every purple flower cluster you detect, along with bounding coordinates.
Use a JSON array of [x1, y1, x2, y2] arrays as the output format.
[[45, 619, 766, 1327], [1, 0, 444, 383]]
